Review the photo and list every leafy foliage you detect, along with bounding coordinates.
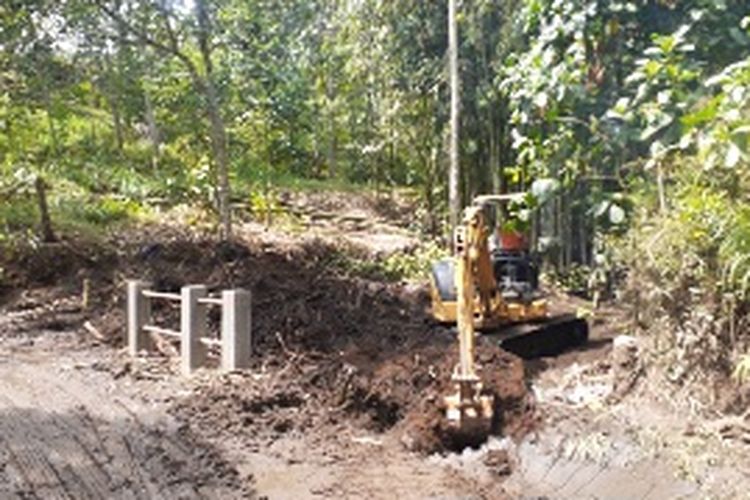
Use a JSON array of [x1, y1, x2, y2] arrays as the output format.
[[2, 0, 750, 382]]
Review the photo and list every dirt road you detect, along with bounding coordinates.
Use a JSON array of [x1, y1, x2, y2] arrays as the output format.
[[0, 326, 251, 499], [0, 295, 504, 499]]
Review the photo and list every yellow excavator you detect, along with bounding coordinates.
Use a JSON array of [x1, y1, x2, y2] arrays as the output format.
[[433, 194, 588, 435]]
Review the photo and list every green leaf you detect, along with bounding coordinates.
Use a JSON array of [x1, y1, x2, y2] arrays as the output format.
[[681, 97, 720, 129]]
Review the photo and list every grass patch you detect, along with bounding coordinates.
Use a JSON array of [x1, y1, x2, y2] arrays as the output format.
[[0, 189, 152, 245], [0, 198, 37, 234], [56, 195, 147, 227], [328, 241, 448, 282]]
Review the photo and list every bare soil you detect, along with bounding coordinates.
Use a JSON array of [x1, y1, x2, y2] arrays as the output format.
[[3, 191, 748, 499], [0, 194, 526, 498], [0, 325, 252, 498]]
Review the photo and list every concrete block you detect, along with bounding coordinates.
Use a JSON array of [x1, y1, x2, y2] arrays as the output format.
[[127, 280, 152, 356], [181, 285, 208, 374], [221, 289, 252, 371]]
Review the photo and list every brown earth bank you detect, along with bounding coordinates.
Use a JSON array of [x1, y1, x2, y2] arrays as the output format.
[[43, 230, 534, 451], [0, 222, 532, 498]]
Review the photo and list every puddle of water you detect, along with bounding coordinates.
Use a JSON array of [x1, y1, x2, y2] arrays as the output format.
[[504, 428, 699, 499]]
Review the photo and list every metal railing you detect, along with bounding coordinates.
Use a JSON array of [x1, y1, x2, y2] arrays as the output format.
[[126, 281, 252, 375]]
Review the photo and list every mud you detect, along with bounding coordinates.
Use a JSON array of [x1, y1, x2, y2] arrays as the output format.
[[0, 224, 533, 454], [0, 196, 534, 498], [0, 341, 254, 499]]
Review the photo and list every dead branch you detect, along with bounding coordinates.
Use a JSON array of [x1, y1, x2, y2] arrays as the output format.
[[93, 0, 199, 79], [83, 320, 106, 341]]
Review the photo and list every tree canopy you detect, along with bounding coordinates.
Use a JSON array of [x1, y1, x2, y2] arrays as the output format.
[[2, 0, 749, 272]]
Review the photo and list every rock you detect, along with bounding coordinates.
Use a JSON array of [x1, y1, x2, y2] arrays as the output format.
[[484, 448, 512, 476], [400, 432, 416, 451], [609, 335, 642, 401]]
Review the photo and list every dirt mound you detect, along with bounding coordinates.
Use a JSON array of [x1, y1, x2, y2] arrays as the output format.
[[161, 236, 534, 453], [394, 343, 532, 453], [172, 336, 531, 455], [3, 226, 533, 454], [0, 237, 117, 304]]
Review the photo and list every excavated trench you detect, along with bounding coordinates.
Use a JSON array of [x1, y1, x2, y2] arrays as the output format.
[[132, 237, 536, 453], [1, 232, 535, 455]]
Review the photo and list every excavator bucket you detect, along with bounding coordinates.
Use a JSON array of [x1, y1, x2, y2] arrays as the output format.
[[443, 377, 494, 444]]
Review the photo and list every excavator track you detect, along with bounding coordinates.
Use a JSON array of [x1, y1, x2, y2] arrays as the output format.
[[481, 314, 589, 359]]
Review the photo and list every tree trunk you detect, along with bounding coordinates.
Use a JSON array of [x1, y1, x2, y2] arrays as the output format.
[[43, 94, 59, 156], [448, 0, 461, 235], [203, 78, 231, 240], [489, 118, 500, 194], [104, 54, 124, 152], [35, 176, 56, 243], [326, 75, 337, 179], [110, 98, 124, 151], [143, 89, 160, 169], [562, 190, 572, 271], [554, 193, 564, 271], [577, 182, 588, 265], [195, 0, 231, 240]]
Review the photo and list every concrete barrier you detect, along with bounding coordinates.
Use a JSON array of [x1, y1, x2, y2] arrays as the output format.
[[126, 280, 252, 374]]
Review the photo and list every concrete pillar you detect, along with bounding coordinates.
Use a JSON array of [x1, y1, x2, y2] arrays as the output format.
[[127, 280, 152, 356], [221, 289, 252, 371], [181, 285, 208, 374]]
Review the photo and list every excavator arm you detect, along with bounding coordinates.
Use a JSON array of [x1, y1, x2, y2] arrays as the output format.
[[444, 206, 494, 436], [435, 196, 589, 440]]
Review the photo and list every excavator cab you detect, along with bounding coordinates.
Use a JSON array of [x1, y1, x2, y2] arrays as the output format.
[[431, 194, 550, 329]]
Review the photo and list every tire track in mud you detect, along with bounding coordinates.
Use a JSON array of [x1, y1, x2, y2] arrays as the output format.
[[0, 366, 105, 498], [0, 355, 244, 499], [26, 374, 160, 500], [0, 405, 72, 499], [43, 411, 120, 499], [0, 387, 116, 500], [42, 366, 203, 499], [39, 395, 161, 499], [5, 363, 167, 499]]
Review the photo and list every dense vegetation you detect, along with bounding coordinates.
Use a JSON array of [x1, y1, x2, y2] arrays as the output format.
[[2, 0, 750, 383]]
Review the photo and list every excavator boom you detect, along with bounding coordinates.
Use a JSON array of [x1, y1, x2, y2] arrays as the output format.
[[443, 207, 493, 435]]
